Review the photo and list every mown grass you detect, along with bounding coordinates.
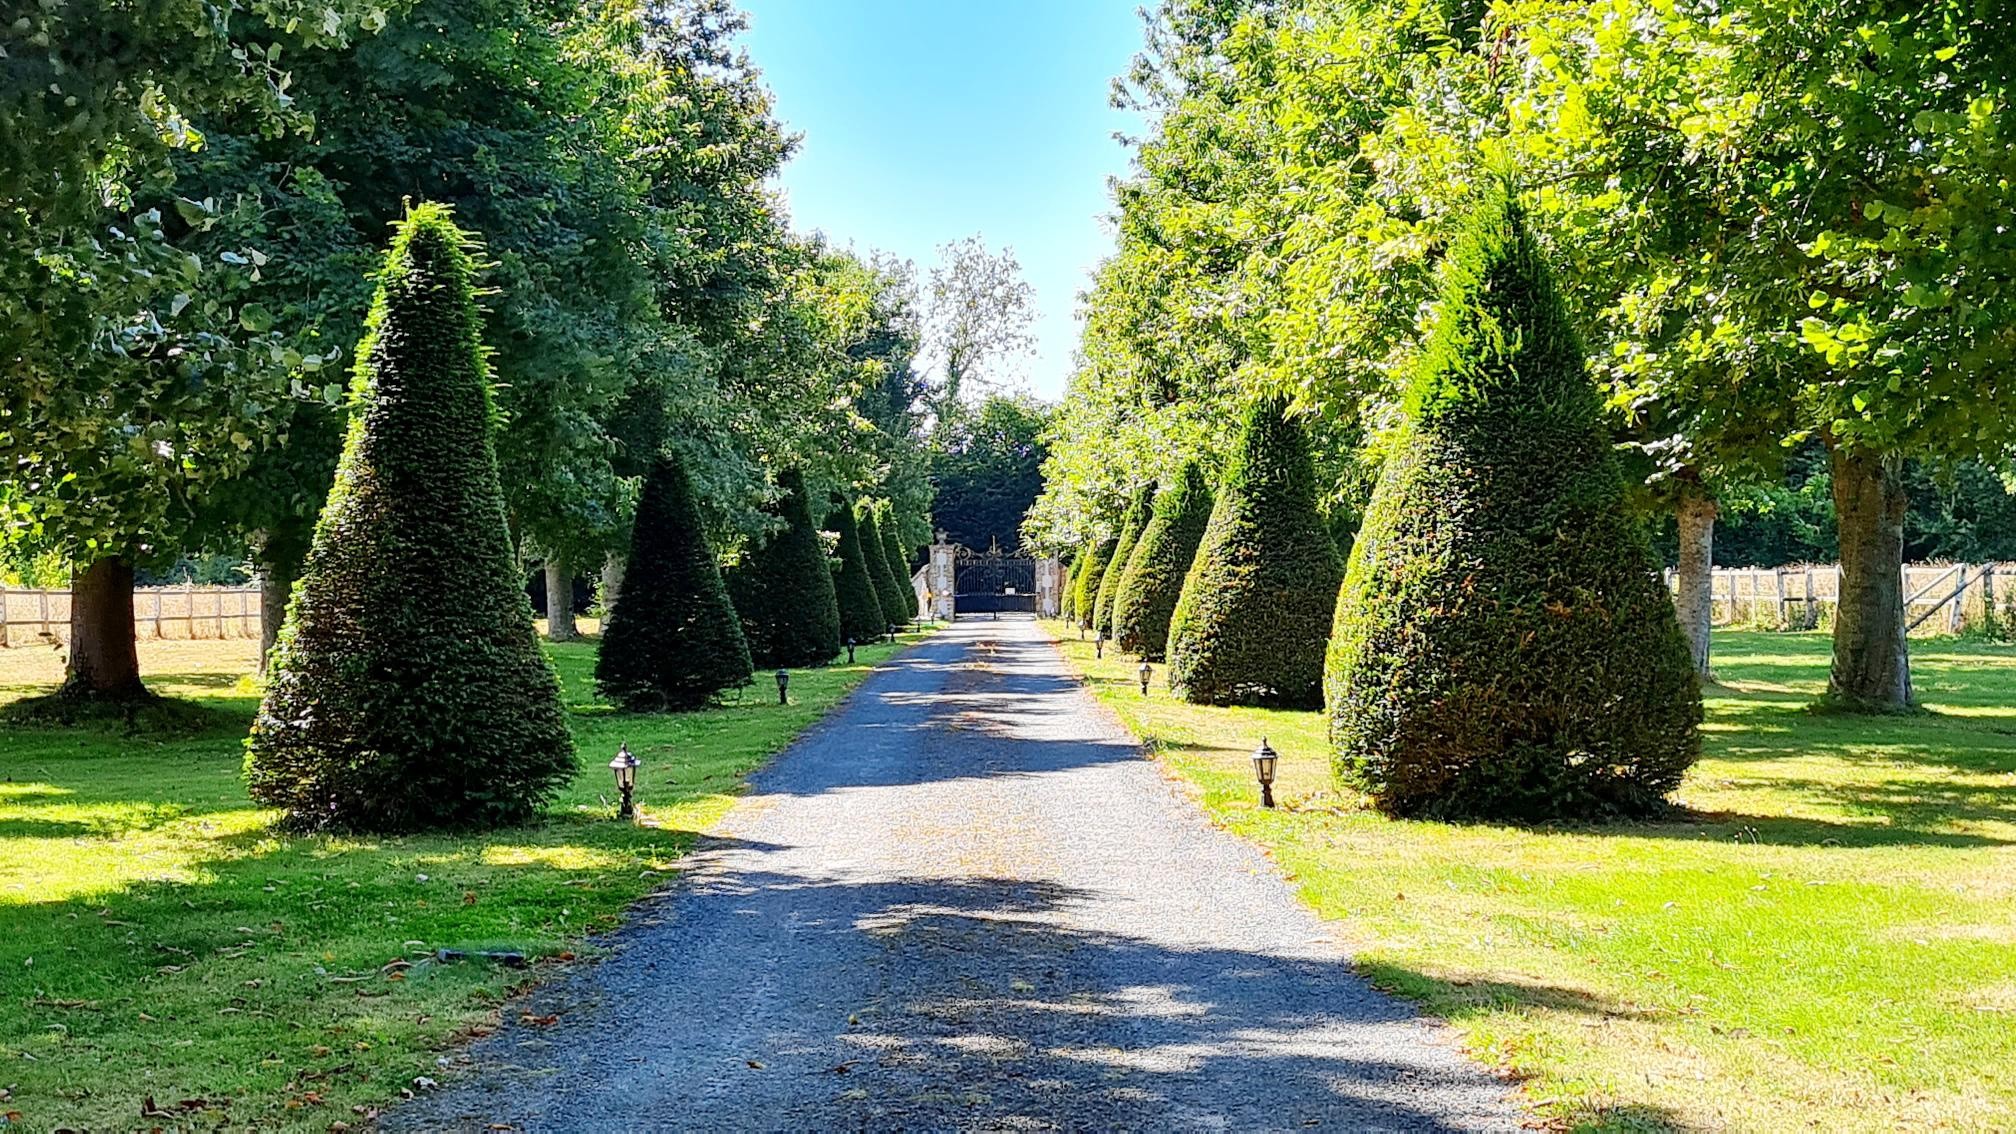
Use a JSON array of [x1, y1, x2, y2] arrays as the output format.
[[1046, 623, 2016, 1132], [0, 627, 923, 1130]]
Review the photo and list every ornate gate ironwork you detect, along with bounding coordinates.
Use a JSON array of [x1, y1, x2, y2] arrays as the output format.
[[953, 539, 1036, 615]]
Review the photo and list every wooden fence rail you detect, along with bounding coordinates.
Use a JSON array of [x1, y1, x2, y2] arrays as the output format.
[[1662, 563, 2015, 634], [0, 585, 263, 647]]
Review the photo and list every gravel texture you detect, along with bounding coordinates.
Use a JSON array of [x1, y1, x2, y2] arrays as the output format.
[[389, 617, 1522, 1131]]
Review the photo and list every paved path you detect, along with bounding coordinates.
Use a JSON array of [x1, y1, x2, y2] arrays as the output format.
[[393, 618, 1519, 1131]]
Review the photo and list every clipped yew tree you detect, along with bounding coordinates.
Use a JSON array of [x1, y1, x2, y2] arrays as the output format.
[[1113, 462, 1213, 661], [1093, 483, 1156, 637], [245, 205, 574, 832], [1072, 535, 1117, 630], [856, 502, 907, 628], [878, 504, 917, 622], [826, 500, 886, 643], [597, 451, 754, 710], [1166, 399, 1341, 707], [1059, 551, 1080, 623], [1327, 199, 1700, 820], [728, 468, 841, 668]]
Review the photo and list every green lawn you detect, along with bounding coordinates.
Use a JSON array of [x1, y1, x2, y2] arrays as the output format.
[[1047, 623, 2016, 1132], [0, 629, 922, 1130]]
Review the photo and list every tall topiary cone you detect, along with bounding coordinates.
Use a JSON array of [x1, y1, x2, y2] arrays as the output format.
[[1093, 484, 1156, 637], [1072, 535, 1117, 630], [245, 204, 574, 832], [856, 502, 906, 629], [597, 451, 754, 710], [1166, 398, 1341, 707], [1059, 551, 1080, 623], [727, 468, 842, 668], [1113, 462, 1214, 661], [826, 500, 886, 644], [1326, 197, 1700, 820], [877, 503, 917, 622]]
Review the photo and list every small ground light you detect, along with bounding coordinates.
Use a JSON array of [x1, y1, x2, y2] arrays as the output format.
[[1095, 632, 1106, 659], [846, 637, 856, 663], [1251, 738, 1278, 809], [1138, 661, 1152, 695], [610, 742, 641, 820], [775, 668, 790, 704]]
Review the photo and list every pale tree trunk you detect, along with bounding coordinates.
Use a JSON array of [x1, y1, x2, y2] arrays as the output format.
[[1673, 490, 1717, 681], [61, 556, 146, 700], [1828, 443, 1913, 710], [544, 557, 579, 642], [599, 552, 625, 621]]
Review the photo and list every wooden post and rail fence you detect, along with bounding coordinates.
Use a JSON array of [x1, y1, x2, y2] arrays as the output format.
[[0, 584, 263, 648]]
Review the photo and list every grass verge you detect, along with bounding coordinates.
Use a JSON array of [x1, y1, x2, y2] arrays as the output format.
[[1043, 622, 2016, 1132], [0, 628, 926, 1129]]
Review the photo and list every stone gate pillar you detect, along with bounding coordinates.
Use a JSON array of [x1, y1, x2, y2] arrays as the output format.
[[1035, 557, 1063, 617], [926, 534, 957, 621]]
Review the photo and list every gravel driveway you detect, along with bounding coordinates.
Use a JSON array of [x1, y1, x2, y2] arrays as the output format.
[[390, 617, 1521, 1131]]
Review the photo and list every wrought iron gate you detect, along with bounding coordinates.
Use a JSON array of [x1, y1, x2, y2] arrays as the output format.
[[954, 541, 1036, 615]]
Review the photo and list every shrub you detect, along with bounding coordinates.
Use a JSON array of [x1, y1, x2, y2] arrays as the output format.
[[244, 205, 574, 832], [1112, 462, 1213, 661], [856, 501, 907, 629], [1326, 197, 1701, 820], [1166, 398, 1341, 707], [1060, 548, 1082, 623], [1093, 484, 1156, 637], [596, 450, 754, 710], [726, 468, 841, 668], [826, 500, 886, 643], [878, 503, 918, 622], [1072, 535, 1117, 630]]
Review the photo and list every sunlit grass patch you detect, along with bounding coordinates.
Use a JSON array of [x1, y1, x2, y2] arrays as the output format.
[[1048, 623, 2016, 1131]]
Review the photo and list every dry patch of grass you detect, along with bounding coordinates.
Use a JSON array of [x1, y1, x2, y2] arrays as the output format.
[[1049, 623, 2016, 1132]]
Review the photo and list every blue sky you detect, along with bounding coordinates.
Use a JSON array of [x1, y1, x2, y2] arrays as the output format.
[[737, 0, 1144, 401]]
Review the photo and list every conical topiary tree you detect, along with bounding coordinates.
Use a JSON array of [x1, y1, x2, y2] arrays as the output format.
[[596, 451, 753, 710], [244, 205, 574, 832], [856, 502, 907, 630], [1060, 549, 1082, 623], [826, 500, 886, 644], [1112, 462, 1214, 661], [1327, 198, 1701, 820], [1093, 484, 1156, 637], [878, 503, 917, 623], [727, 468, 842, 668], [1072, 535, 1117, 630], [1166, 399, 1342, 707]]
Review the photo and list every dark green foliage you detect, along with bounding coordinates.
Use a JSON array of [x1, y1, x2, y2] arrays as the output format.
[[1326, 200, 1701, 820], [244, 206, 575, 832], [1072, 536, 1117, 630], [856, 502, 907, 628], [877, 503, 918, 622], [826, 501, 886, 643], [929, 395, 1050, 552], [1113, 463, 1213, 661], [1166, 399, 1342, 708], [596, 450, 754, 710], [1093, 484, 1156, 637], [726, 468, 841, 668]]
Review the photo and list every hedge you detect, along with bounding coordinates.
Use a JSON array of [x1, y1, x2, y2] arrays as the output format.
[[826, 499, 887, 643], [726, 467, 842, 668], [1093, 483, 1156, 637], [1112, 462, 1213, 661]]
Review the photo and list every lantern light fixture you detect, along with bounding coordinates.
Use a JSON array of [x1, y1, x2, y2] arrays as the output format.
[[1251, 738, 1279, 809], [775, 668, 790, 704], [1138, 661, 1152, 696], [609, 742, 641, 820]]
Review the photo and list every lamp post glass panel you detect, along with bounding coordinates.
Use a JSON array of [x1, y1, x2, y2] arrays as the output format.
[[1251, 738, 1278, 809], [610, 743, 641, 819], [775, 668, 790, 705]]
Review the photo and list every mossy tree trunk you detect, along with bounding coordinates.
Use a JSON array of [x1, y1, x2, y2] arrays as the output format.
[[600, 552, 625, 618], [1674, 489, 1717, 681], [1828, 442, 1913, 710], [60, 556, 145, 701], [544, 557, 579, 642]]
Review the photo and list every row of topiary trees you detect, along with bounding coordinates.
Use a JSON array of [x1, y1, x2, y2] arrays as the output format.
[[246, 206, 917, 834], [1074, 196, 1701, 823]]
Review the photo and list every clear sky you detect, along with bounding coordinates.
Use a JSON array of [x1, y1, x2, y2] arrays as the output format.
[[737, 0, 1144, 402]]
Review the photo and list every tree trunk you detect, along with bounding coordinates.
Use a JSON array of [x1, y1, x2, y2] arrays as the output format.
[[256, 557, 296, 674], [60, 556, 146, 700], [1828, 443, 1914, 710], [544, 557, 578, 642], [599, 552, 625, 622], [1674, 490, 1717, 681]]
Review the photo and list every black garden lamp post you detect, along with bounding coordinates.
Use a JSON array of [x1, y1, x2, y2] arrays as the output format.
[[1138, 661, 1152, 696], [775, 668, 790, 705], [1251, 738, 1278, 809], [846, 637, 856, 664], [609, 742, 641, 820], [1094, 631, 1106, 660]]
